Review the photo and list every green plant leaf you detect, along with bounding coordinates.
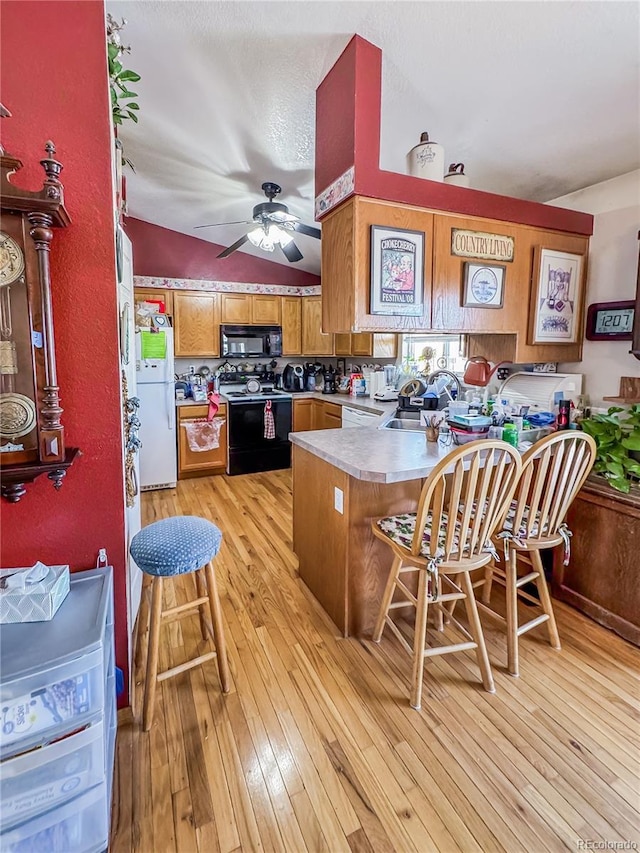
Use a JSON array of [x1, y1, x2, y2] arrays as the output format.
[[607, 406, 625, 415], [119, 70, 141, 82], [107, 43, 120, 60], [621, 434, 640, 451], [126, 102, 139, 109], [126, 110, 139, 123], [607, 476, 631, 494], [605, 461, 625, 478], [622, 458, 640, 475]]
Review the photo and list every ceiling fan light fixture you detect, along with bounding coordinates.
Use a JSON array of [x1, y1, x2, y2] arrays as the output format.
[[247, 223, 291, 252]]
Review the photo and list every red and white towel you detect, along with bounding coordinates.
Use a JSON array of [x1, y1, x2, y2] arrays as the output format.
[[264, 400, 276, 439]]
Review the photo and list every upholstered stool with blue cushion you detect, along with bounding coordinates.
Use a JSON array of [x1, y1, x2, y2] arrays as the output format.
[[131, 515, 230, 730]]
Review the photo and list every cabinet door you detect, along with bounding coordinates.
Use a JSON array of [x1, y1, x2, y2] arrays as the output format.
[[292, 398, 314, 431], [252, 294, 281, 325], [178, 407, 227, 477], [334, 333, 352, 355], [134, 288, 173, 315], [320, 402, 342, 429], [302, 297, 334, 356], [174, 292, 220, 356], [282, 297, 302, 355], [220, 293, 252, 324], [372, 334, 397, 359], [351, 333, 373, 356]]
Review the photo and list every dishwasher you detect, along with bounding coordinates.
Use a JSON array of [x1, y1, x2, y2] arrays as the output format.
[[341, 406, 381, 428]]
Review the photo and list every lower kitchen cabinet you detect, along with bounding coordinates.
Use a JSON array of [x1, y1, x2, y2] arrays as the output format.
[[315, 400, 342, 429], [292, 398, 343, 431], [178, 404, 227, 477], [292, 398, 314, 431]]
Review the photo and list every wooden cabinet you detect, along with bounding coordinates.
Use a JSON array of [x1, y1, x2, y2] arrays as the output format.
[[220, 293, 252, 324], [302, 296, 334, 355], [335, 332, 398, 358], [178, 404, 227, 478], [292, 398, 314, 431], [321, 194, 591, 362], [316, 400, 342, 429], [321, 197, 433, 333], [134, 287, 173, 315], [282, 297, 302, 355], [553, 477, 640, 646], [252, 294, 281, 325], [174, 291, 220, 357], [220, 293, 282, 325]]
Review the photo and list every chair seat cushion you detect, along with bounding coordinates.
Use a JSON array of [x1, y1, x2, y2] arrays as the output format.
[[502, 501, 547, 539], [376, 512, 459, 557], [131, 516, 223, 576]]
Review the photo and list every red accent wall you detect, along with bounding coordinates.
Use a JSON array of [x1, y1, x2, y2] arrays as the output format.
[[1, 2, 129, 700], [124, 218, 321, 285], [315, 35, 593, 236]]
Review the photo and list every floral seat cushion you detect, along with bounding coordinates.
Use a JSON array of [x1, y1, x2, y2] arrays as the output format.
[[376, 512, 460, 557], [502, 501, 547, 539]]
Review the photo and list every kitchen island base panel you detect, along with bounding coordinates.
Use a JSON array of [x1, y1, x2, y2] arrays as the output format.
[[293, 446, 422, 637]]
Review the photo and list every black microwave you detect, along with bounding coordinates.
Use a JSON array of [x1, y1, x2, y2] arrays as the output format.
[[220, 325, 283, 359]]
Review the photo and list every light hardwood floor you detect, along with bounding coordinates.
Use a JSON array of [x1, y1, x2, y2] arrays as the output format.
[[111, 471, 640, 853]]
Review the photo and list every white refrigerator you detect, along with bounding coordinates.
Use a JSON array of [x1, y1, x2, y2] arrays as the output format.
[[136, 326, 177, 490]]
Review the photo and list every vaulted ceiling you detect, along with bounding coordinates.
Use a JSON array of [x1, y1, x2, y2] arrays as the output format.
[[108, 1, 640, 275]]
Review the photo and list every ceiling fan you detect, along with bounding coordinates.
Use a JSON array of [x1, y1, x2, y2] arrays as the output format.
[[195, 182, 321, 263]]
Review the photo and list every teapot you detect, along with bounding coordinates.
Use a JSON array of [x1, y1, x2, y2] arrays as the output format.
[[463, 357, 511, 387]]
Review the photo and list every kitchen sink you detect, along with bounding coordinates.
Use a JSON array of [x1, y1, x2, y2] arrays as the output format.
[[382, 418, 425, 432]]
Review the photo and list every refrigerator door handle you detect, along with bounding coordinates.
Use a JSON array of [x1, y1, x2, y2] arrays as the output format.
[[166, 382, 175, 430]]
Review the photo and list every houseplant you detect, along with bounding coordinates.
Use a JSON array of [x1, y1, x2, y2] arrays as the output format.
[[106, 15, 141, 137], [580, 404, 640, 493]]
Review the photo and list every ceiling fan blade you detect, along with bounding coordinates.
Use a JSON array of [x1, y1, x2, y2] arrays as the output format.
[[217, 233, 250, 258], [293, 222, 321, 239], [194, 220, 253, 230], [280, 239, 303, 263]]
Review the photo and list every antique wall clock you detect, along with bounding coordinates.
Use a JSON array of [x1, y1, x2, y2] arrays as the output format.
[[0, 138, 79, 501]]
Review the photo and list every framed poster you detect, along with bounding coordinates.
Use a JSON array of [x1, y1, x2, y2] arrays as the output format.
[[462, 262, 505, 308], [530, 248, 584, 344], [370, 226, 424, 316]]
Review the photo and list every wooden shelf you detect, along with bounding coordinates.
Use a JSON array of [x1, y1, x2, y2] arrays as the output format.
[[1, 447, 81, 503]]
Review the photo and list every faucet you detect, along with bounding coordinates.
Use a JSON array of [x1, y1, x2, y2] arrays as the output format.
[[426, 370, 463, 408]]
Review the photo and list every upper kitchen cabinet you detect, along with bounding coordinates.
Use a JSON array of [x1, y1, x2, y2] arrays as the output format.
[[431, 215, 527, 335], [335, 332, 398, 358], [134, 287, 173, 315], [282, 296, 302, 355], [302, 296, 334, 355], [321, 197, 433, 333], [220, 293, 282, 325], [174, 291, 220, 357]]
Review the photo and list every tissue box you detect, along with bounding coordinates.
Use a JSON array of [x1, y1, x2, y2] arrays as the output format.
[[0, 565, 70, 624]]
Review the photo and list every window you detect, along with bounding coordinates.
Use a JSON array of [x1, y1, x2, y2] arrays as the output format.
[[401, 334, 466, 376]]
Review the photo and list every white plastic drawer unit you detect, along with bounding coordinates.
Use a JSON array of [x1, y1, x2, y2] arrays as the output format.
[[0, 716, 106, 829], [341, 406, 381, 428], [0, 779, 109, 853], [0, 569, 112, 761]]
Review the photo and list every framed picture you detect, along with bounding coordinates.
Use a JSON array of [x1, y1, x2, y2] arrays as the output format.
[[370, 226, 424, 315], [462, 262, 505, 308], [530, 248, 585, 344]]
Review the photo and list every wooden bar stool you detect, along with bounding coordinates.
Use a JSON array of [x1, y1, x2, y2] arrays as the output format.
[[130, 515, 230, 730], [371, 441, 522, 710], [478, 431, 597, 677]]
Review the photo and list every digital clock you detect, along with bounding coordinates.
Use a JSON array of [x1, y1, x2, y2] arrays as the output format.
[[585, 300, 635, 341]]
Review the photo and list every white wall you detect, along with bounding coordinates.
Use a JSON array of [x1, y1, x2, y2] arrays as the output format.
[[548, 171, 640, 405]]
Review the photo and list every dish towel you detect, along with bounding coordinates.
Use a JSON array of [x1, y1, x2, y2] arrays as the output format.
[[207, 392, 220, 422], [264, 400, 276, 439]]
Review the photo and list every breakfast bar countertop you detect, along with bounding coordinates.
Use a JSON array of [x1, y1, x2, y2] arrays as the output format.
[[289, 426, 448, 483]]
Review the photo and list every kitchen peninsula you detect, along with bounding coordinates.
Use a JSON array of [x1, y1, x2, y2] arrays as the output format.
[[291, 427, 454, 636]]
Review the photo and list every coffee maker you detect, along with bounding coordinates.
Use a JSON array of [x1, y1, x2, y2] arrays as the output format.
[[322, 366, 337, 394]]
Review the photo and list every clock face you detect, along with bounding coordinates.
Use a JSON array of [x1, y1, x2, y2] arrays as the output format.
[[586, 300, 635, 341], [0, 233, 25, 287]]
